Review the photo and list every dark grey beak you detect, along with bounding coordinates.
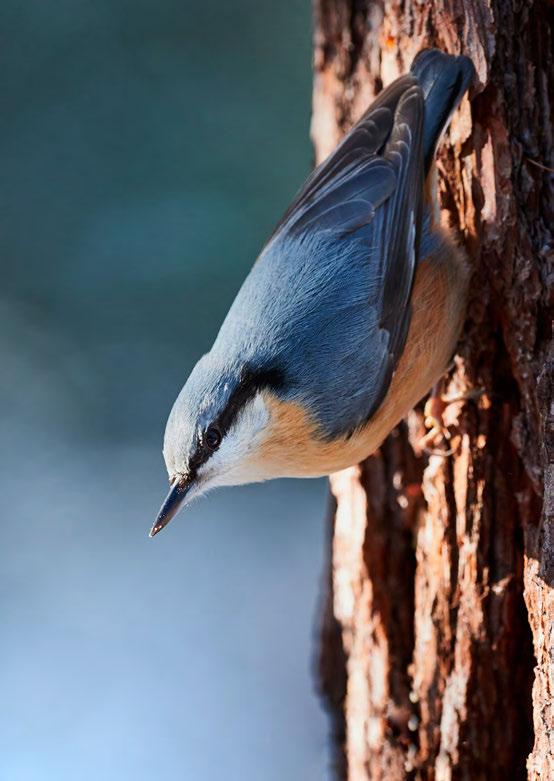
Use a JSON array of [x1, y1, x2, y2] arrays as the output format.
[[149, 476, 192, 537]]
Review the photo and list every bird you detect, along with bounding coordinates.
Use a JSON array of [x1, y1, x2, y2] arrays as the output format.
[[149, 48, 475, 538]]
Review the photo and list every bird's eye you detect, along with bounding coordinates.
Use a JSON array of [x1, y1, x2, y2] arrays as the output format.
[[205, 426, 222, 450]]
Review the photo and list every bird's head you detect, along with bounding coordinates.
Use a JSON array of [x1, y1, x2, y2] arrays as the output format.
[[150, 352, 296, 536]]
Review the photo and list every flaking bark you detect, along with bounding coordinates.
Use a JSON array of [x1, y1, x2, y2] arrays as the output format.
[[314, 2, 553, 779]]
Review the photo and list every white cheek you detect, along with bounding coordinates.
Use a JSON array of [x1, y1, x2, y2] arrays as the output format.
[[197, 392, 271, 488]]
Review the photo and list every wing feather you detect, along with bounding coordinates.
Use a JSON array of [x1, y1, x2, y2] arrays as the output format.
[[266, 77, 425, 430]]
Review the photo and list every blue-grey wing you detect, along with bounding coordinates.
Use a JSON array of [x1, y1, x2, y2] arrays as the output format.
[[265, 78, 425, 434], [269, 75, 420, 242]]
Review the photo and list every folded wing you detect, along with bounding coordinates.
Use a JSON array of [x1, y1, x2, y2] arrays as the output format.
[[267, 76, 425, 429]]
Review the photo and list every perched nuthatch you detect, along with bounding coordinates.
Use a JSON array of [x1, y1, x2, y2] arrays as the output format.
[[150, 49, 475, 537]]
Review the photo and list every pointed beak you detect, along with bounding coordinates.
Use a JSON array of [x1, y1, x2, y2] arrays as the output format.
[[149, 475, 193, 538]]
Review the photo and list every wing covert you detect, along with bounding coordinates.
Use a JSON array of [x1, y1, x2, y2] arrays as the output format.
[[266, 77, 425, 432]]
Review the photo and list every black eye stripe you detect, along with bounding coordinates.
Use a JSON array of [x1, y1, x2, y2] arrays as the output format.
[[216, 384, 256, 434], [211, 365, 284, 438], [188, 364, 285, 472]]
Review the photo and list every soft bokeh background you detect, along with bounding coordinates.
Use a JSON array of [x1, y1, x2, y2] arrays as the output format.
[[1, 2, 331, 779]]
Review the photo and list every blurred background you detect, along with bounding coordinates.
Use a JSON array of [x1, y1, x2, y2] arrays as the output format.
[[1, 2, 331, 779]]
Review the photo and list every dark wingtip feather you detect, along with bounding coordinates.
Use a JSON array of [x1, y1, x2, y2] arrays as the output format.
[[410, 49, 475, 171]]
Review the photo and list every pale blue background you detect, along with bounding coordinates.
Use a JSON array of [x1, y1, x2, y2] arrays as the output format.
[[1, 1, 331, 778]]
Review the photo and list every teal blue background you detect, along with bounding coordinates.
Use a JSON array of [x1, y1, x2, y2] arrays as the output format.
[[1, 2, 330, 779]]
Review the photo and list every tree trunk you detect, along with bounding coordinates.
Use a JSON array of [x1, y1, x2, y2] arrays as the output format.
[[314, 2, 553, 779]]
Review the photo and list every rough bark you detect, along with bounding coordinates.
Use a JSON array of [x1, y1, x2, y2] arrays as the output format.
[[314, 2, 553, 779]]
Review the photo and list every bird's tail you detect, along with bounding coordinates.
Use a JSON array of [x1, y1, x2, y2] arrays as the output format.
[[410, 49, 475, 173]]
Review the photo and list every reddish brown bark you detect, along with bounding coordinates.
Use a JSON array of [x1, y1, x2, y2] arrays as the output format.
[[314, 2, 553, 779]]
